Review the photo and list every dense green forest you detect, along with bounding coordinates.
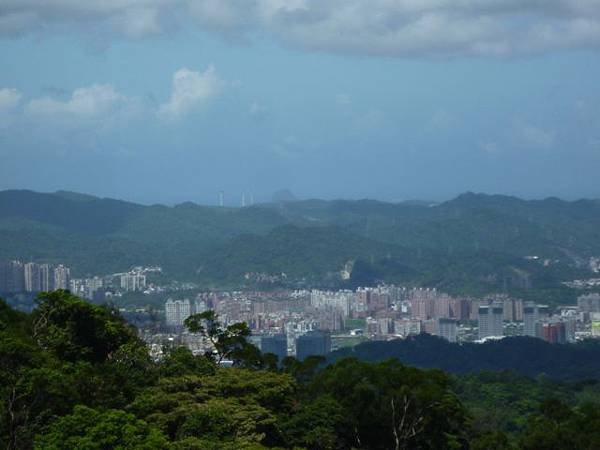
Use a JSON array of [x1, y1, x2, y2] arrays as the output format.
[[330, 334, 600, 380], [2, 291, 600, 449], [1, 190, 600, 299]]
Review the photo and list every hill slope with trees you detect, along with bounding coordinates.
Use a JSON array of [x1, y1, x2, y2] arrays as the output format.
[[0, 190, 597, 297]]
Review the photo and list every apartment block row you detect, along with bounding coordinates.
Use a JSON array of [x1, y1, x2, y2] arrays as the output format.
[[0, 260, 71, 293]]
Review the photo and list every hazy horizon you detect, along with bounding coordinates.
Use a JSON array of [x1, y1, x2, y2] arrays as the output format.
[[3, 186, 600, 208]]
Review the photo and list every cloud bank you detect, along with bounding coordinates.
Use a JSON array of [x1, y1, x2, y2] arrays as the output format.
[[158, 66, 224, 119], [26, 84, 128, 117], [2, 0, 600, 57], [0, 87, 22, 111], [0, 66, 226, 135]]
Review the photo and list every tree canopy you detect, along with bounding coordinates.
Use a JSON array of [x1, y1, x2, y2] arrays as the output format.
[[2, 292, 600, 449]]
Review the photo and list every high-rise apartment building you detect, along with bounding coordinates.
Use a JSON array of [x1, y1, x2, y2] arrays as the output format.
[[40, 264, 52, 291], [165, 299, 192, 327], [24, 262, 41, 292], [53, 264, 71, 290], [120, 273, 147, 292], [260, 334, 288, 362], [478, 303, 503, 339], [394, 319, 421, 337], [449, 298, 470, 321], [523, 303, 550, 337], [537, 321, 567, 344], [0, 260, 25, 293], [523, 303, 537, 337], [296, 331, 331, 361], [578, 293, 600, 313], [438, 318, 458, 343]]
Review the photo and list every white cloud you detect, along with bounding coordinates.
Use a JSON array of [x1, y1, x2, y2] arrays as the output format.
[[355, 108, 387, 131], [0, 0, 173, 38], [427, 108, 458, 131], [109, 6, 163, 39], [158, 66, 225, 119], [25, 84, 128, 117], [515, 121, 556, 149], [335, 94, 352, 107], [3, 0, 600, 57], [479, 140, 500, 154], [0, 88, 22, 111], [249, 101, 268, 119], [1, 66, 226, 130], [271, 134, 303, 158]]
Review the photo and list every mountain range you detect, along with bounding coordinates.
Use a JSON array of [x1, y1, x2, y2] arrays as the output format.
[[1, 189, 599, 299]]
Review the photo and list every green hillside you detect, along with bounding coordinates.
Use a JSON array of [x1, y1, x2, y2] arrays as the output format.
[[0, 190, 597, 296]]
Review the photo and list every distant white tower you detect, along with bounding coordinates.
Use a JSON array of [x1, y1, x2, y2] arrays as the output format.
[[219, 191, 224, 207], [242, 193, 246, 207]]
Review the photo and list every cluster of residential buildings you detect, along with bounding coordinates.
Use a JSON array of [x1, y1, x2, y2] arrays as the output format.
[[70, 267, 160, 300], [60, 269, 150, 303], [164, 298, 208, 326], [117, 269, 148, 292], [0, 260, 71, 293], [0, 261, 165, 306], [154, 286, 600, 360]]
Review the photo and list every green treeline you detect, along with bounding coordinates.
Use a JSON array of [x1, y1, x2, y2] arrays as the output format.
[[2, 291, 600, 449]]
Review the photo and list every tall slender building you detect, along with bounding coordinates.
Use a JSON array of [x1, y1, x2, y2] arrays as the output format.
[[39, 264, 52, 291], [523, 302, 537, 336], [53, 265, 71, 290], [478, 303, 504, 339], [438, 318, 458, 343], [1, 260, 25, 293], [24, 262, 41, 292]]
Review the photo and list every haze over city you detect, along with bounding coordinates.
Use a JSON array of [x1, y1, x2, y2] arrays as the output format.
[[2, 1, 600, 204]]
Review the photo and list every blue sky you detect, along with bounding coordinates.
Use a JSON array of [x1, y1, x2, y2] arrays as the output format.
[[1, 1, 600, 205]]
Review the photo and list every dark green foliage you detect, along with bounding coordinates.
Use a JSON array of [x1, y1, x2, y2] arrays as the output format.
[[128, 368, 296, 448], [159, 346, 216, 377], [306, 358, 469, 449], [32, 290, 141, 363], [3, 294, 600, 449], [199, 225, 397, 283], [184, 310, 263, 366], [35, 405, 170, 449], [279, 395, 345, 450], [519, 399, 600, 450], [330, 333, 600, 380]]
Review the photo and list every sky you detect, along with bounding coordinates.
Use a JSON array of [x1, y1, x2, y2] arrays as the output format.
[[1, 1, 600, 205]]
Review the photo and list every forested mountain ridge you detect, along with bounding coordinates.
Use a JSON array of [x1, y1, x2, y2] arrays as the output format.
[[0, 190, 598, 295], [330, 333, 600, 381]]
